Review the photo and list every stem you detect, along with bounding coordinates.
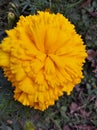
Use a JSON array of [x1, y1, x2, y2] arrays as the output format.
[[51, 118, 62, 130], [49, 0, 52, 10], [66, 0, 84, 10]]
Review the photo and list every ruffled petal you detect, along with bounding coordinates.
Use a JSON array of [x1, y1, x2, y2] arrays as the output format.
[[0, 11, 87, 111]]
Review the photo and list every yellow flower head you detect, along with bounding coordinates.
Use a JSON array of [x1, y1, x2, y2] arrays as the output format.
[[0, 11, 87, 111]]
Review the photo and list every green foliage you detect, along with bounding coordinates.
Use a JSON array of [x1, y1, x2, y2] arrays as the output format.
[[24, 121, 35, 130], [0, 0, 97, 130]]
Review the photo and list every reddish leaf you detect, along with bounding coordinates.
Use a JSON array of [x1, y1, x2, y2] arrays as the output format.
[[93, 67, 97, 73], [75, 85, 81, 92], [70, 102, 78, 113], [80, 109, 90, 118], [87, 49, 96, 61], [81, 0, 92, 7], [95, 99, 97, 107], [76, 125, 91, 130], [91, 60, 96, 67], [89, 11, 97, 17], [81, 126, 91, 130], [38, 128, 43, 130], [63, 125, 70, 130]]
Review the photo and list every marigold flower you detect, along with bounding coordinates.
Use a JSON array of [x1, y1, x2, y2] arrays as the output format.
[[0, 11, 87, 111]]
